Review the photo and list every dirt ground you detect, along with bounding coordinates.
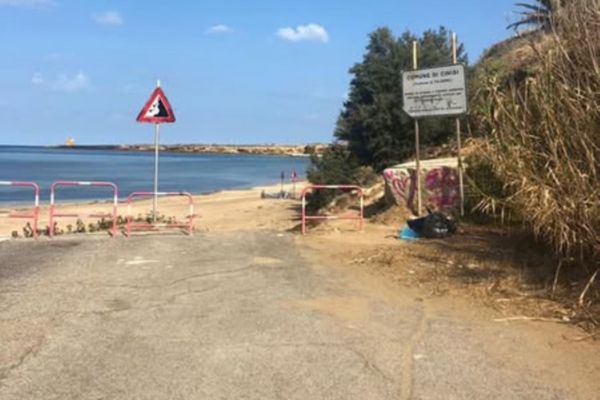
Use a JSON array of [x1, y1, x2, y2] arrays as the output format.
[[1, 182, 600, 398]]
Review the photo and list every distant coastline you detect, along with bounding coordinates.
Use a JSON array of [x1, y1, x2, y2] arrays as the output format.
[[54, 143, 326, 157], [0, 146, 312, 204]]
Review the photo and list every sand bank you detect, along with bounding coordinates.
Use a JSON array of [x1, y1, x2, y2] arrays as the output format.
[[0, 181, 307, 237]]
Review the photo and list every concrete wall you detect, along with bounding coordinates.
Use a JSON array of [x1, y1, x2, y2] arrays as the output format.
[[383, 158, 460, 215]]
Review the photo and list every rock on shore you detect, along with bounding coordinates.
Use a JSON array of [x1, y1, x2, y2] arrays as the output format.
[[61, 144, 326, 157]]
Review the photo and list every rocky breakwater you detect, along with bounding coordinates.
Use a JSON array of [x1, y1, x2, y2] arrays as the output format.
[[119, 144, 326, 157]]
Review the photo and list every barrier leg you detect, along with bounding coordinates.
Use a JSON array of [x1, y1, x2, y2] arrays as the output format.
[[48, 205, 54, 237], [33, 206, 39, 239], [301, 195, 306, 235], [111, 202, 117, 237], [188, 202, 194, 236], [359, 196, 364, 230]]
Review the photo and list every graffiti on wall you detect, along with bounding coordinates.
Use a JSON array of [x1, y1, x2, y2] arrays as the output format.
[[384, 167, 459, 213]]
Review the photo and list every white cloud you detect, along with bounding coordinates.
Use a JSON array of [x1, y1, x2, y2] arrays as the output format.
[[92, 11, 124, 26], [31, 71, 91, 92], [31, 72, 44, 85], [276, 24, 329, 43], [206, 24, 234, 35], [52, 71, 92, 92], [0, 0, 55, 8]]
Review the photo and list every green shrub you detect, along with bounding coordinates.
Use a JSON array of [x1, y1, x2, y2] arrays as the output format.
[[304, 144, 316, 155], [306, 145, 361, 212]]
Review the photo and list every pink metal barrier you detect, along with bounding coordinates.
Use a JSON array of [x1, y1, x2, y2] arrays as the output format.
[[49, 181, 118, 237], [0, 181, 40, 239], [126, 192, 195, 236], [300, 185, 364, 235]]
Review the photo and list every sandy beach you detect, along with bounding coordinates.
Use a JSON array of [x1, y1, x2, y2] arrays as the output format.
[[0, 181, 306, 238]]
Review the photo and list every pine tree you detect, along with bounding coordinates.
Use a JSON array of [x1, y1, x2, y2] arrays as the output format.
[[335, 27, 467, 171]]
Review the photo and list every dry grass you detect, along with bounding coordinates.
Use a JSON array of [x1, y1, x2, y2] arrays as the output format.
[[476, 1, 600, 279], [349, 224, 599, 335]]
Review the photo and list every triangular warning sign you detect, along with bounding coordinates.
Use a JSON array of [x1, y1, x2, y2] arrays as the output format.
[[137, 87, 176, 124]]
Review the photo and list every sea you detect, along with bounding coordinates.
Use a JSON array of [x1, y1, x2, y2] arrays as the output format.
[[0, 146, 310, 204]]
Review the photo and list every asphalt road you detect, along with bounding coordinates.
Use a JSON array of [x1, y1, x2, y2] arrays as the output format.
[[0, 232, 595, 399]]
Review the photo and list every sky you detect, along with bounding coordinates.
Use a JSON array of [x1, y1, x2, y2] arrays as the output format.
[[1, 0, 518, 146]]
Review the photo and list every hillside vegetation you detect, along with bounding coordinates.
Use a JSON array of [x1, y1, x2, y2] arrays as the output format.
[[469, 0, 600, 278]]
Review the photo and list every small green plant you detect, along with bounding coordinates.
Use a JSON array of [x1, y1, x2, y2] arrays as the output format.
[[23, 222, 34, 238], [76, 219, 86, 233], [99, 218, 114, 230], [306, 145, 361, 213], [21, 213, 180, 238], [304, 144, 316, 155], [53, 223, 63, 236]]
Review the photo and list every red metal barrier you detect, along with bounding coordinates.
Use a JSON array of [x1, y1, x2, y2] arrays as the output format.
[[49, 181, 118, 237], [301, 185, 364, 235], [126, 192, 195, 236], [0, 181, 40, 239]]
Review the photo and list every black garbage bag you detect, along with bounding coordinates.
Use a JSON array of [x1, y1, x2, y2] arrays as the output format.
[[407, 210, 457, 239]]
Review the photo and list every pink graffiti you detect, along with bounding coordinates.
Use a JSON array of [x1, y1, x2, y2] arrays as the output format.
[[385, 167, 459, 212], [424, 167, 459, 210], [391, 173, 416, 210]]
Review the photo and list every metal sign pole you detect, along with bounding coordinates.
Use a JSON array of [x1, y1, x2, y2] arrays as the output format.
[[153, 122, 160, 222], [452, 32, 465, 217], [413, 41, 422, 216], [136, 79, 174, 225]]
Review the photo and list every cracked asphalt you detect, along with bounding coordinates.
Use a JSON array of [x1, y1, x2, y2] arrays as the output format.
[[0, 232, 598, 399]]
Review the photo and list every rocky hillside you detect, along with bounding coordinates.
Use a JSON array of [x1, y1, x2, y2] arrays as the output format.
[[59, 144, 327, 157]]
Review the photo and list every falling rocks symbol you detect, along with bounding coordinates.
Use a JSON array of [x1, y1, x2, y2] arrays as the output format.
[[146, 97, 169, 118]]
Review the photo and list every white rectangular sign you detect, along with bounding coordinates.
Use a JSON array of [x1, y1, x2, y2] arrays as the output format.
[[402, 65, 467, 118]]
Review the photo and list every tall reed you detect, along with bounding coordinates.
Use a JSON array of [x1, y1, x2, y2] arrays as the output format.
[[479, 0, 600, 264]]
